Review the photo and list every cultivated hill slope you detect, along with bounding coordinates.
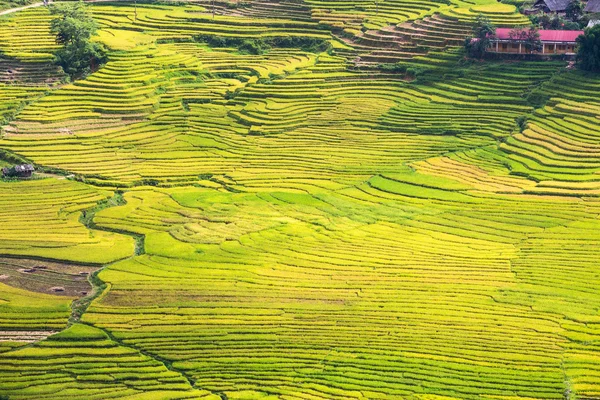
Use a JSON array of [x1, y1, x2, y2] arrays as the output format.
[[0, 2, 599, 400]]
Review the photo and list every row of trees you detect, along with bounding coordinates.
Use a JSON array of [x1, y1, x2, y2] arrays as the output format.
[[465, 15, 600, 72]]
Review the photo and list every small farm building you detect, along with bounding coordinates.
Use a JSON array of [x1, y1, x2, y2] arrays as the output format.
[[585, 0, 600, 13], [532, 0, 570, 13], [2, 164, 34, 178], [489, 28, 583, 55]]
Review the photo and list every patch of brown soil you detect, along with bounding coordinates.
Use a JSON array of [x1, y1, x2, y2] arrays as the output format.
[[0, 257, 98, 297], [0, 330, 57, 343]]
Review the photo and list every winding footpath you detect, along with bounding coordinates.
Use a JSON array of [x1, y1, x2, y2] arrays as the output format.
[[0, 2, 44, 16], [0, 0, 118, 17]]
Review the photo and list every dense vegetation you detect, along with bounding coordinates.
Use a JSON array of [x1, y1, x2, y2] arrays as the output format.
[[0, 1, 599, 399], [50, 1, 107, 77], [464, 14, 495, 58], [577, 24, 600, 71]]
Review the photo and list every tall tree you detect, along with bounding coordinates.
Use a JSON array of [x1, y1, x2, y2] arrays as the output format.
[[565, 0, 583, 22], [524, 27, 543, 53], [577, 25, 600, 72], [509, 27, 543, 54], [50, 1, 107, 77], [464, 14, 496, 58], [509, 27, 528, 43]]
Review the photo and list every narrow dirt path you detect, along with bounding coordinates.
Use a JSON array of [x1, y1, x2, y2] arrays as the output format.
[[0, 2, 43, 16], [0, 0, 123, 17]]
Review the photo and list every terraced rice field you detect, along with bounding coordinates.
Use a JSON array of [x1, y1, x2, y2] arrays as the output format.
[[0, 1, 599, 399]]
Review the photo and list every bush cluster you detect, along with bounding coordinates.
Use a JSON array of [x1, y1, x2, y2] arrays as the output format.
[[193, 35, 330, 54]]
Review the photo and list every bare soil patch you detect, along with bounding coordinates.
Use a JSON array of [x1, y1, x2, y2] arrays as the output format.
[[0, 330, 57, 343], [0, 257, 98, 297]]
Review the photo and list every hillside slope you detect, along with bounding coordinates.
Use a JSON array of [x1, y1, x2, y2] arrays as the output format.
[[0, 2, 599, 400]]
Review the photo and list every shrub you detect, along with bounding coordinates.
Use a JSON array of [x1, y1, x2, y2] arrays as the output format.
[[139, 178, 160, 186], [270, 36, 330, 53], [378, 63, 407, 73], [406, 67, 427, 77], [238, 39, 271, 55], [516, 115, 528, 131], [193, 35, 330, 54], [526, 89, 549, 108]]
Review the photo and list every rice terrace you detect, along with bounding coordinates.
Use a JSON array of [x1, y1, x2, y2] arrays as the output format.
[[0, 0, 600, 397]]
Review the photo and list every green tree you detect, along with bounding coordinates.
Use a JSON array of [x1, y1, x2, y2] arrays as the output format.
[[464, 14, 496, 58], [566, 0, 583, 22], [577, 25, 600, 72], [50, 1, 107, 77], [510, 27, 543, 53], [509, 27, 528, 42], [524, 27, 543, 53]]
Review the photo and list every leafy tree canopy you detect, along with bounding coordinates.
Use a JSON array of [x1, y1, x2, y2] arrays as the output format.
[[509, 27, 543, 53], [577, 25, 600, 72], [464, 14, 496, 58], [566, 0, 583, 22], [50, 1, 107, 77]]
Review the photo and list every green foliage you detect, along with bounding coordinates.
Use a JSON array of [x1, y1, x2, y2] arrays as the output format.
[[406, 66, 427, 77], [535, 13, 581, 30], [225, 1, 248, 8], [271, 36, 330, 53], [194, 35, 330, 54], [53, 40, 108, 77], [525, 88, 549, 108], [139, 178, 160, 186], [79, 191, 125, 228], [465, 14, 496, 58], [238, 39, 271, 55], [577, 25, 600, 72], [515, 115, 528, 131], [378, 63, 407, 73], [509, 27, 543, 53], [50, 1, 107, 77], [565, 0, 583, 22], [50, 1, 96, 45]]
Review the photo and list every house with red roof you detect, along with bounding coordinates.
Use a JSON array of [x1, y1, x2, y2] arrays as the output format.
[[489, 28, 583, 55]]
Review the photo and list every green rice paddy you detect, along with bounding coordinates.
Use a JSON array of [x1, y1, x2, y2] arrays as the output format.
[[0, 1, 599, 399]]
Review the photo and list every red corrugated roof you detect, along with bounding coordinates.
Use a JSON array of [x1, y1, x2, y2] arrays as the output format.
[[494, 28, 583, 42]]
